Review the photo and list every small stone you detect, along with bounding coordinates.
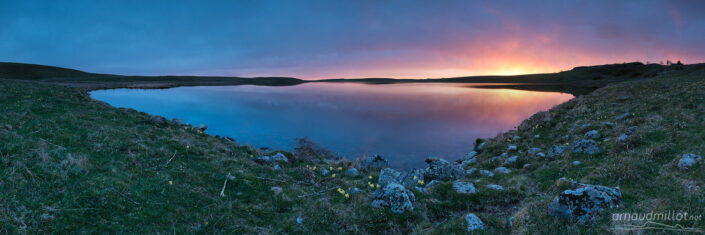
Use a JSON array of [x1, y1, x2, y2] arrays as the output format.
[[465, 213, 486, 231], [677, 153, 702, 169], [296, 216, 304, 224], [486, 184, 504, 190], [501, 152, 508, 158], [466, 151, 479, 159], [425, 180, 440, 189], [626, 126, 638, 135], [548, 145, 569, 158], [512, 136, 521, 141], [503, 156, 518, 165], [453, 181, 477, 194], [507, 145, 518, 152], [615, 112, 631, 121], [479, 170, 494, 177], [528, 147, 542, 155], [465, 168, 477, 175], [273, 165, 282, 170], [534, 134, 540, 138], [537, 152, 546, 158], [351, 187, 361, 194], [601, 122, 615, 128], [494, 167, 511, 174], [572, 161, 581, 166], [347, 168, 359, 176], [321, 169, 331, 176], [271, 153, 288, 162], [523, 163, 531, 168], [271, 187, 283, 195], [149, 115, 168, 126], [584, 130, 599, 139], [475, 142, 486, 151], [617, 134, 629, 142]]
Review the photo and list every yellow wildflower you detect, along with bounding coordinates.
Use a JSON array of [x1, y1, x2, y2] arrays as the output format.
[[368, 176, 372, 179], [376, 184, 380, 188], [370, 184, 374, 188], [345, 194, 349, 198], [168, 180, 173, 185], [186, 145, 190, 149], [337, 167, 342, 171], [332, 174, 336, 178], [413, 176, 417, 180]]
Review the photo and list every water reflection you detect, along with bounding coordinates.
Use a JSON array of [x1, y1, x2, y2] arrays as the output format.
[[91, 83, 573, 168]]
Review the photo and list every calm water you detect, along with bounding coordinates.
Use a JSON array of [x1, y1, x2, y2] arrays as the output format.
[[90, 83, 573, 168]]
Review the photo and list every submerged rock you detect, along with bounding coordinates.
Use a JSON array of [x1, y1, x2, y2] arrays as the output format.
[[548, 184, 622, 223], [453, 181, 477, 194], [548, 145, 569, 158], [371, 183, 415, 213], [423, 157, 465, 181], [677, 153, 702, 169], [572, 139, 600, 155], [465, 213, 486, 231]]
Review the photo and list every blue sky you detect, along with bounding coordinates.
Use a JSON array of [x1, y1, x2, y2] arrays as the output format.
[[1, 0, 704, 79]]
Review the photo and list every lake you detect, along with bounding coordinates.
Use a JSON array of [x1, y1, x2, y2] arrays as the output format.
[[90, 82, 573, 168]]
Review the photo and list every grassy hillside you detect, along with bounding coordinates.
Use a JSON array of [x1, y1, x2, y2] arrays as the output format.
[[1, 62, 704, 233]]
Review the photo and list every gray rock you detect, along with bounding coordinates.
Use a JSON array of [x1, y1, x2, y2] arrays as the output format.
[[460, 158, 476, 168], [150, 115, 168, 126], [255, 156, 272, 164], [626, 126, 638, 135], [465, 213, 486, 231], [296, 216, 304, 224], [273, 164, 282, 170], [548, 184, 623, 223], [601, 121, 615, 128], [503, 156, 518, 165], [572, 139, 600, 155], [321, 169, 331, 176], [423, 157, 465, 181], [617, 134, 629, 142], [479, 170, 494, 177], [523, 163, 531, 168], [501, 152, 508, 158], [494, 167, 511, 174], [195, 124, 208, 131], [347, 168, 359, 176], [677, 153, 702, 169], [572, 161, 581, 166], [537, 152, 546, 158], [548, 145, 569, 158], [396, 168, 425, 188], [414, 186, 429, 194], [378, 168, 401, 186], [512, 136, 521, 141], [534, 134, 541, 138], [425, 180, 440, 189], [465, 168, 477, 175], [466, 151, 479, 159], [584, 130, 599, 139], [371, 183, 415, 213], [271, 187, 283, 195], [615, 112, 631, 121], [486, 184, 504, 190], [359, 155, 389, 169], [528, 147, 542, 155], [271, 153, 288, 162], [452, 181, 477, 194], [474, 142, 486, 151], [351, 187, 362, 194], [507, 145, 518, 152]]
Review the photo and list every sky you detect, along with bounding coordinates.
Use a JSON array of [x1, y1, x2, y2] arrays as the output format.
[[1, 0, 704, 79]]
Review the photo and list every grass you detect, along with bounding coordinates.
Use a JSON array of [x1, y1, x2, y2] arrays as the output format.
[[1, 62, 705, 233]]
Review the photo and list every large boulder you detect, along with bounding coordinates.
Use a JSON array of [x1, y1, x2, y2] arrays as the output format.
[[572, 139, 600, 155], [677, 153, 702, 169], [371, 183, 415, 213], [548, 184, 623, 223], [423, 157, 465, 181], [359, 155, 389, 169], [377, 168, 402, 186], [377, 168, 425, 188], [465, 213, 486, 231], [584, 130, 599, 139]]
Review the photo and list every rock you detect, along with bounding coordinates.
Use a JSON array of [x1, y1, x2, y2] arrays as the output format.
[[615, 112, 631, 121], [378, 168, 401, 186], [534, 134, 540, 138], [501, 152, 508, 158], [396, 168, 425, 188], [371, 183, 415, 213], [465, 168, 477, 175], [347, 168, 359, 176], [474, 142, 486, 152], [296, 216, 304, 224], [414, 186, 429, 194], [425, 180, 440, 189], [512, 136, 521, 141], [677, 153, 702, 169], [507, 145, 518, 152], [548, 184, 623, 223], [572, 161, 580, 166], [271, 153, 288, 162], [465, 213, 486, 231], [584, 130, 599, 139], [466, 151, 479, 159], [486, 184, 504, 190], [271, 187, 283, 195], [626, 126, 638, 135], [224, 136, 236, 143], [548, 145, 569, 158], [195, 124, 208, 131], [617, 134, 629, 142], [523, 163, 531, 168], [351, 187, 362, 194], [359, 155, 389, 169], [273, 165, 282, 170], [479, 170, 494, 177], [452, 181, 477, 194], [528, 147, 542, 155], [617, 96, 630, 101], [149, 115, 168, 126], [601, 121, 615, 128], [321, 169, 331, 176], [494, 167, 511, 174], [503, 156, 518, 165], [423, 157, 465, 181], [460, 158, 476, 168], [572, 139, 600, 155], [537, 152, 546, 158], [254, 156, 272, 164]]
